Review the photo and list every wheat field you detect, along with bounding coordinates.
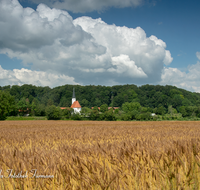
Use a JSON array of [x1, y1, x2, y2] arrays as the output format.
[[0, 120, 200, 189]]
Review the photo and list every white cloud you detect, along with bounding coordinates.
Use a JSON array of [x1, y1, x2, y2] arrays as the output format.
[[0, 65, 77, 87], [109, 54, 147, 78], [26, 0, 144, 13], [74, 17, 173, 83], [160, 61, 200, 92], [0, 0, 173, 86], [196, 52, 200, 60]]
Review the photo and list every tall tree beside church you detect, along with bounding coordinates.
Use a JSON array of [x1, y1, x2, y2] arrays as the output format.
[[0, 91, 16, 120]]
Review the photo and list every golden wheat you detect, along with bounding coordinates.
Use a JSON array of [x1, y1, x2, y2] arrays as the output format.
[[0, 121, 199, 189]]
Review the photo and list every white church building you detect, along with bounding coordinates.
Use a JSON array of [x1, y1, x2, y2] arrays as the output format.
[[70, 88, 82, 114]]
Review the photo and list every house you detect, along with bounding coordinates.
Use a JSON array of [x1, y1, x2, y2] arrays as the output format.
[[60, 107, 67, 110], [91, 107, 119, 111], [70, 88, 82, 114]]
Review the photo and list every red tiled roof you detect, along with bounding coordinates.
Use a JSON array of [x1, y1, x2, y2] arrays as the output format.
[[71, 101, 81, 108], [18, 108, 29, 112], [60, 107, 67, 110], [91, 107, 120, 110], [108, 107, 119, 110], [91, 107, 100, 110]]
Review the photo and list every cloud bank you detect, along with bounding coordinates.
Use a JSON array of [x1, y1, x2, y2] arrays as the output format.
[[24, 0, 144, 13], [1, 0, 200, 92], [0, 0, 173, 87], [160, 53, 200, 93], [0, 66, 77, 87]]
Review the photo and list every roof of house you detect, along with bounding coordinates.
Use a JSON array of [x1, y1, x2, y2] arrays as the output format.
[[91, 107, 120, 110], [91, 107, 100, 110], [60, 107, 67, 110], [71, 101, 81, 108], [108, 107, 119, 110]]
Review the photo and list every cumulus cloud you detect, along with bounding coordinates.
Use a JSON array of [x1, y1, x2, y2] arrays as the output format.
[[25, 0, 144, 13], [196, 52, 200, 60], [160, 60, 200, 92], [0, 65, 77, 87], [74, 17, 172, 83], [109, 54, 147, 78], [0, 0, 172, 87]]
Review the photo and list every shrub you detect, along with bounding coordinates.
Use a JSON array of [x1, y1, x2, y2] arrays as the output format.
[[45, 105, 62, 120], [0, 91, 16, 120]]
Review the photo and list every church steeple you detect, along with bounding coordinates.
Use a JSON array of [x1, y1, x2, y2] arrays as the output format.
[[72, 88, 75, 98], [72, 88, 76, 105]]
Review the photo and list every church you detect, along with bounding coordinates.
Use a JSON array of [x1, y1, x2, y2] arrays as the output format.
[[70, 88, 82, 114]]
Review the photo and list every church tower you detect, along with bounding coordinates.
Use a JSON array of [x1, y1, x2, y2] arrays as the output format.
[[71, 87, 82, 114], [72, 87, 76, 105]]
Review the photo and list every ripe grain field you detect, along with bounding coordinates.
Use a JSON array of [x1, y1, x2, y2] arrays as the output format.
[[0, 121, 200, 189]]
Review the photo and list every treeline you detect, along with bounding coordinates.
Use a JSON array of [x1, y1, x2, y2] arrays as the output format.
[[0, 84, 200, 120]]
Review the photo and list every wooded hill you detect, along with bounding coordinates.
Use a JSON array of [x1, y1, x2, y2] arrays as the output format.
[[1, 84, 200, 110]]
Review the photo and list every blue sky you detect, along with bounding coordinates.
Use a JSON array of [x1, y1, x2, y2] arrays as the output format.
[[69, 0, 200, 69], [0, 0, 200, 92]]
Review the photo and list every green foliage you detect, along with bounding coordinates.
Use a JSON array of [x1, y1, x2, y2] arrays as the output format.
[[157, 106, 166, 115], [120, 113, 132, 121], [81, 107, 91, 116], [92, 106, 99, 111], [100, 104, 108, 113], [6, 116, 46, 120], [71, 113, 81, 120], [0, 91, 16, 120], [90, 110, 99, 120], [169, 89, 182, 98], [103, 110, 116, 121], [62, 108, 73, 119], [45, 105, 62, 120], [168, 105, 177, 115], [129, 110, 139, 120], [47, 99, 54, 106], [81, 99, 89, 107], [122, 102, 141, 113], [17, 97, 29, 115], [35, 104, 46, 116], [94, 98, 102, 107], [114, 109, 119, 114], [2, 83, 200, 121], [179, 106, 187, 117]]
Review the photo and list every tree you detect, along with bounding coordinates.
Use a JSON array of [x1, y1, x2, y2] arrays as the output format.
[[45, 105, 62, 120], [179, 106, 187, 117], [0, 91, 16, 120], [30, 101, 37, 116], [62, 108, 73, 119], [157, 106, 166, 115], [47, 99, 54, 106], [122, 102, 141, 113], [104, 110, 116, 121], [92, 106, 99, 111], [17, 97, 29, 115], [81, 99, 89, 107], [80, 107, 91, 116], [35, 104, 46, 116], [90, 110, 99, 120], [129, 110, 139, 120], [94, 98, 102, 107], [100, 104, 108, 113], [168, 105, 177, 117], [71, 113, 81, 120]]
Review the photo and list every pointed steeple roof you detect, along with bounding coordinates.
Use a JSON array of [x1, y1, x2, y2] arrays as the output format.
[[72, 87, 76, 98], [71, 101, 81, 108]]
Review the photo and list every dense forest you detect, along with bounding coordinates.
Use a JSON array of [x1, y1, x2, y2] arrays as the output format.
[[1, 84, 200, 108], [1, 84, 200, 120]]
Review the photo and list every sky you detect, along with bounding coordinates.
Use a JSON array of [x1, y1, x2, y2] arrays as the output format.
[[0, 0, 200, 92]]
